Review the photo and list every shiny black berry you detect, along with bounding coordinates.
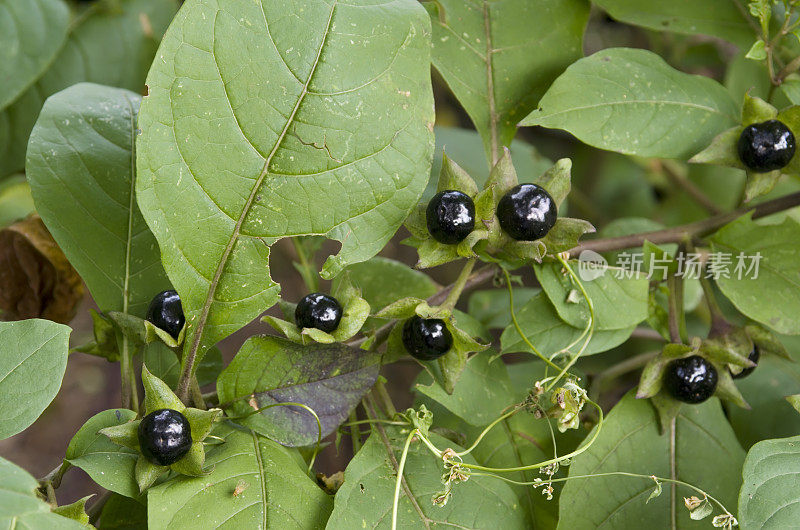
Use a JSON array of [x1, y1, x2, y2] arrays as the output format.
[[426, 190, 476, 244], [664, 355, 718, 404], [737, 120, 796, 172], [295, 293, 343, 333], [137, 409, 192, 466], [146, 290, 185, 340], [402, 316, 452, 361], [731, 345, 760, 380], [496, 184, 557, 241]]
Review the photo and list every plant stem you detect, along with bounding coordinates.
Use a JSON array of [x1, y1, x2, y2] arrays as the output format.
[[502, 268, 561, 370], [362, 397, 431, 529], [87, 490, 112, 524], [348, 410, 362, 455], [588, 351, 659, 402], [570, 191, 800, 255], [373, 379, 397, 417], [657, 161, 721, 215], [291, 238, 319, 292], [189, 377, 206, 410], [392, 429, 418, 530], [455, 408, 519, 457], [119, 334, 133, 410], [442, 259, 476, 311]]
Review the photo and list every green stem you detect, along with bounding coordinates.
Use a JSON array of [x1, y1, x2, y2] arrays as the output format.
[[391, 430, 418, 530], [544, 256, 595, 392], [469, 471, 734, 517], [119, 334, 133, 410], [442, 259, 476, 311], [455, 408, 519, 457], [502, 268, 561, 370], [189, 377, 206, 410], [373, 379, 397, 417], [347, 410, 363, 455], [291, 238, 319, 292], [447, 399, 604, 473]]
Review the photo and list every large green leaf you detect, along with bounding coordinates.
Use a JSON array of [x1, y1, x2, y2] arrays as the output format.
[[501, 291, 634, 357], [534, 261, 649, 330], [0, 456, 86, 529], [147, 424, 332, 529], [327, 426, 527, 529], [0, 0, 69, 110], [0, 319, 70, 440], [467, 287, 539, 329], [592, 0, 753, 47], [0, 0, 178, 178], [710, 215, 800, 335], [427, 0, 589, 160], [521, 48, 739, 159], [738, 435, 800, 528], [558, 393, 744, 529], [65, 409, 141, 500], [217, 335, 380, 447], [136, 0, 435, 376], [27, 83, 170, 316]]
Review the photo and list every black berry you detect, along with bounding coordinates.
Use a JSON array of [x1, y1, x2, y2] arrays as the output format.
[[664, 355, 718, 404], [737, 120, 795, 172], [295, 293, 343, 333], [137, 409, 192, 466], [731, 345, 760, 380], [426, 190, 476, 244], [402, 316, 452, 361], [496, 184, 557, 241], [146, 290, 185, 340]]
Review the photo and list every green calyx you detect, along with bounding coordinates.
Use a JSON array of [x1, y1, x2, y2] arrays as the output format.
[[98, 366, 220, 492]]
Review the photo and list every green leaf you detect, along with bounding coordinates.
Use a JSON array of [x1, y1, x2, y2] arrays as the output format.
[[534, 260, 649, 330], [558, 392, 744, 528], [592, 0, 753, 47], [521, 48, 739, 159], [427, 0, 589, 159], [65, 409, 141, 500], [147, 425, 333, 529], [0, 319, 70, 439], [500, 291, 635, 358], [27, 83, 171, 316], [467, 287, 538, 329], [745, 39, 767, 60], [327, 426, 527, 529], [96, 493, 147, 529], [738, 435, 800, 528], [0, 455, 86, 529], [217, 335, 380, 447], [52, 496, 92, 526], [137, 0, 435, 374], [0, 0, 178, 178], [0, 0, 69, 110], [415, 352, 515, 426], [710, 214, 800, 335]]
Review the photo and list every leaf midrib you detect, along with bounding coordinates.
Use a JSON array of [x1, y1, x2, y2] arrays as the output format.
[[183, 0, 339, 380]]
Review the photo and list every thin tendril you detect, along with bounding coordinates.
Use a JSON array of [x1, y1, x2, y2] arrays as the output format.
[[454, 408, 520, 457], [502, 267, 561, 370]]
